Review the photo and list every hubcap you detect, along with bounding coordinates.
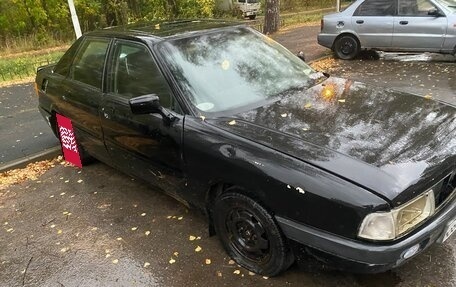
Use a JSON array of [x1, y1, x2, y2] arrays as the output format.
[[340, 39, 354, 55]]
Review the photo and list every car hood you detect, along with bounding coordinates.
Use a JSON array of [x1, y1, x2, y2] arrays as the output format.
[[208, 77, 456, 205]]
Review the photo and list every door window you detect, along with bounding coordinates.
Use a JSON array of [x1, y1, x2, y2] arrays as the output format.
[[398, 0, 438, 16], [109, 41, 174, 109], [354, 0, 396, 16], [70, 38, 110, 89]]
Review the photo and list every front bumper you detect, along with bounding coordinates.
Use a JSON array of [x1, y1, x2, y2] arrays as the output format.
[[276, 197, 456, 273]]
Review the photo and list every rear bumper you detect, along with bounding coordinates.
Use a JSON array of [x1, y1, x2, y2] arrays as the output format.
[[276, 197, 456, 273], [317, 34, 336, 49]]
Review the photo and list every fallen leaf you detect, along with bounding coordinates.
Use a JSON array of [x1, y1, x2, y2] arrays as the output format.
[[424, 95, 432, 99], [50, 224, 56, 228], [57, 230, 62, 234], [112, 259, 119, 264], [141, 213, 146, 217], [166, 216, 172, 219], [263, 276, 269, 279], [169, 258, 176, 264], [60, 247, 69, 252], [248, 271, 255, 276], [105, 254, 111, 258], [131, 227, 138, 231], [228, 120, 236, 125], [189, 235, 196, 241], [177, 216, 183, 220], [233, 270, 241, 275], [145, 231, 150, 236], [195, 246, 202, 252], [338, 99, 346, 103], [228, 259, 235, 265], [144, 262, 150, 268], [6, 228, 13, 233], [77, 179, 83, 183], [205, 259, 211, 265], [304, 103, 312, 108], [216, 271, 222, 277], [281, 113, 287, 118], [173, 251, 179, 257], [60, 192, 66, 195], [116, 237, 122, 241]]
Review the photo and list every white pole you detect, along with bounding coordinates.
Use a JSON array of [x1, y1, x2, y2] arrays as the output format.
[[336, 0, 341, 12], [67, 0, 82, 38]]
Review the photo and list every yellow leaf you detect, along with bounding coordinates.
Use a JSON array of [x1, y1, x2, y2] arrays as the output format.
[[338, 99, 346, 103], [195, 246, 202, 252], [131, 227, 138, 231], [173, 251, 179, 257], [248, 271, 255, 276], [77, 179, 83, 183], [112, 259, 119, 264], [116, 237, 122, 241], [145, 231, 151, 236], [144, 262, 150, 268], [304, 103, 312, 109], [57, 230, 62, 234], [281, 113, 287, 118], [233, 270, 241, 275], [189, 235, 196, 241], [169, 258, 176, 264], [205, 259, 211, 265], [177, 216, 183, 220], [228, 259, 235, 265], [228, 120, 236, 126], [141, 213, 146, 217], [424, 95, 432, 99]]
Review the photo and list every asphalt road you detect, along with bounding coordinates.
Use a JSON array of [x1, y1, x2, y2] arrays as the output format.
[[0, 84, 59, 166]]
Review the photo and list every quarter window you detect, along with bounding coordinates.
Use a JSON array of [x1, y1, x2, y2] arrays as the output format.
[[110, 41, 173, 109], [354, 0, 395, 16], [70, 38, 110, 89]]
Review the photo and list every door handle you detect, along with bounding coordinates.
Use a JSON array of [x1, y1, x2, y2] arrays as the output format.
[[356, 20, 364, 24], [399, 21, 408, 25]]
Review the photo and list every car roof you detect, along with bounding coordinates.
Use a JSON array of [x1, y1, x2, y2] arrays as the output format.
[[86, 19, 245, 41]]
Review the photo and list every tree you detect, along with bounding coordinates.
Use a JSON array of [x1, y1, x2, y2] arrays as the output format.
[[263, 0, 280, 34]]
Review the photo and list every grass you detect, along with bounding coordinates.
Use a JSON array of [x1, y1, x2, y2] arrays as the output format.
[[0, 49, 65, 85]]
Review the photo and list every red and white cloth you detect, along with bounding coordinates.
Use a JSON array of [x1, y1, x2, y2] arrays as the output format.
[[56, 114, 82, 168]]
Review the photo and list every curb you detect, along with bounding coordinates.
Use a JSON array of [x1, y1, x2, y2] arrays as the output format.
[[0, 146, 61, 173]]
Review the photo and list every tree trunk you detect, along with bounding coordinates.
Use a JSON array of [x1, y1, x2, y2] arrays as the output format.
[[263, 0, 280, 35]]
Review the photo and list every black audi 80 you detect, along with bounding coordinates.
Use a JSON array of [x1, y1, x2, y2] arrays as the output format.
[[36, 20, 456, 276]]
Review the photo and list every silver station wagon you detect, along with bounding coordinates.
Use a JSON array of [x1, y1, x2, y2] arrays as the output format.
[[318, 0, 456, 59]]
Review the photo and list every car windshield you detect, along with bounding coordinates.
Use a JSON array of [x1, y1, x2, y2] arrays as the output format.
[[438, 0, 456, 11], [157, 27, 315, 114]]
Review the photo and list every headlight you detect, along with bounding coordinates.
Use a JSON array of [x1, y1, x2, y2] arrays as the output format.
[[358, 190, 435, 240]]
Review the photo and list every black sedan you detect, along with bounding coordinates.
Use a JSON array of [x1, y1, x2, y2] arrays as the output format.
[[35, 20, 456, 276]]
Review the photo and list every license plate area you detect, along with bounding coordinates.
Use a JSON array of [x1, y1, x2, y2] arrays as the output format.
[[441, 217, 456, 243]]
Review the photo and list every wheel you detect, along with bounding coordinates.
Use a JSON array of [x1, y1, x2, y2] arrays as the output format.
[[333, 35, 359, 60], [248, 15, 256, 20], [213, 192, 294, 276]]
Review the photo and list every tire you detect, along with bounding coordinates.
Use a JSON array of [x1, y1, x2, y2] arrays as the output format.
[[248, 15, 256, 20], [213, 192, 294, 276], [333, 35, 360, 60]]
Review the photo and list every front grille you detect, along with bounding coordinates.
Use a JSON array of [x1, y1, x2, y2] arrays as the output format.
[[434, 172, 456, 207]]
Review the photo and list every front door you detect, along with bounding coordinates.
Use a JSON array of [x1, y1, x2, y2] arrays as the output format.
[[393, 0, 447, 50], [101, 39, 185, 197]]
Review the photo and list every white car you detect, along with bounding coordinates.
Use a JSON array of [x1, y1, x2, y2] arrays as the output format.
[[318, 0, 456, 59]]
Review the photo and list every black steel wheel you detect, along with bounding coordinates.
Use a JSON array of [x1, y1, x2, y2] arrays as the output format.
[[333, 35, 359, 60], [213, 192, 294, 276]]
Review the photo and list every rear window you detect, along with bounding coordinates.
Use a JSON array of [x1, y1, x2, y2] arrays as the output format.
[[354, 0, 396, 16]]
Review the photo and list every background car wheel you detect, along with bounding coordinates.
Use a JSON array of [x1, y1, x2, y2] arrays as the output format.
[[249, 15, 256, 20], [333, 35, 359, 60], [213, 192, 294, 276]]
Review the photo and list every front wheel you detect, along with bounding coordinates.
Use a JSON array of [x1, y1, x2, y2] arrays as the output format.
[[333, 35, 360, 60], [213, 192, 294, 276]]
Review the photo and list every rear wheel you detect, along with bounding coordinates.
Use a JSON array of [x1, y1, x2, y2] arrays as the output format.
[[333, 35, 359, 60], [213, 192, 294, 276]]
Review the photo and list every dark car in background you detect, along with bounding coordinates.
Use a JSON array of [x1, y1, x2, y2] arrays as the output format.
[[36, 20, 456, 276], [318, 0, 456, 59]]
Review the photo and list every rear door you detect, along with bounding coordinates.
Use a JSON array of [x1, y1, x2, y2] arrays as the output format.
[[393, 0, 447, 50], [352, 0, 396, 48], [58, 37, 111, 162], [101, 39, 186, 197]]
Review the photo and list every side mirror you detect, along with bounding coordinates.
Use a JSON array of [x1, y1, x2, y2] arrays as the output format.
[[297, 51, 306, 62], [129, 94, 176, 125], [129, 94, 162, 115], [428, 9, 442, 17]]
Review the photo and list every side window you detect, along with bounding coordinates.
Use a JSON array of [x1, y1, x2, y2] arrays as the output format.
[[54, 37, 83, 76], [354, 0, 395, 16], [398, 0, 438, 16], [70, 38, 110, 89], [110, 41, 174, 110]]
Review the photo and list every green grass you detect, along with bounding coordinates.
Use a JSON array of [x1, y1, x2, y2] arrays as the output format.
[[0, 51, 64, 82]]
